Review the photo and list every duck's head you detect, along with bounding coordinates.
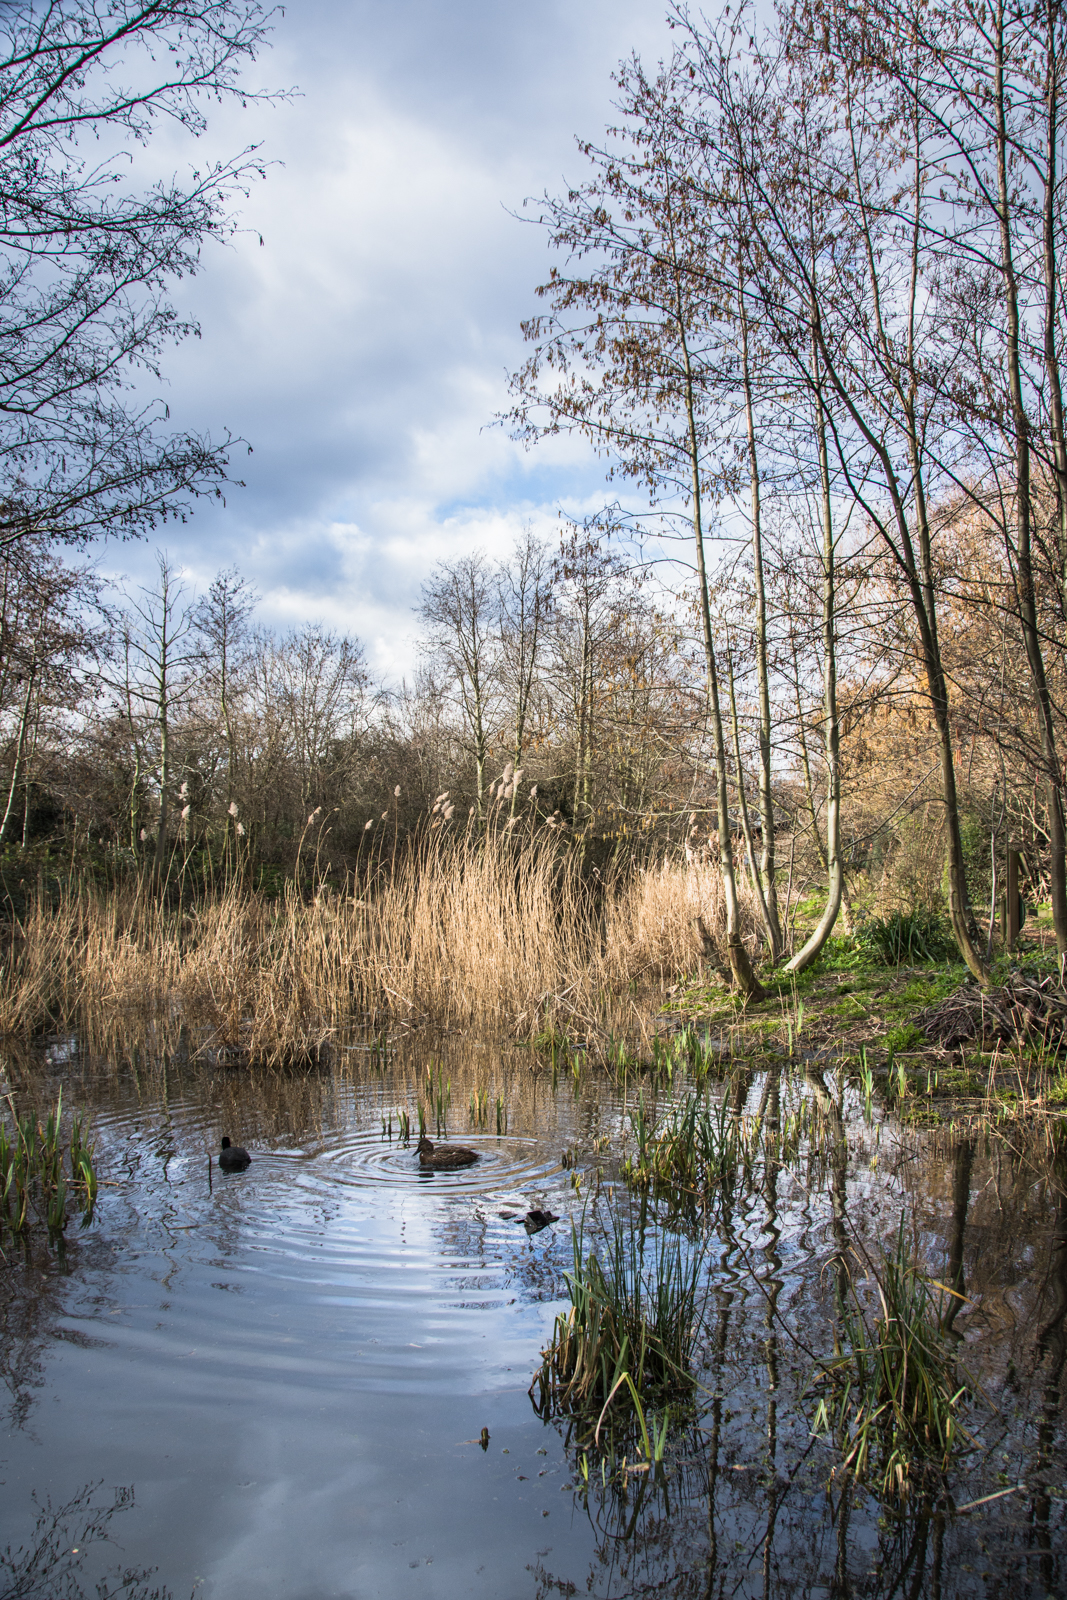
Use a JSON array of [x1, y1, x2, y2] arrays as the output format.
[[416, 1135, 434, 1155]]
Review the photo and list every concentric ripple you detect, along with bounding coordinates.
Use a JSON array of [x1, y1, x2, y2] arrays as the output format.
[[307, 1125, 561, 1195]]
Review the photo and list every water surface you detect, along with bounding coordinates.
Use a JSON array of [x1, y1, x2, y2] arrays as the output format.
[[0, 1038, 1063, 1598]]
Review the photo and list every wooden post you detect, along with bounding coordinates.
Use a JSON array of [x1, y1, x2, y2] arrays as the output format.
[[1006, 849, 1021, 948]]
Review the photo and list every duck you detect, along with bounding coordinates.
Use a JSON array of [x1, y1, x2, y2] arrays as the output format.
[[219, 1136, 252, 1171], [522, 1208, 559, 1235], [416, 1135, 479, 1170]]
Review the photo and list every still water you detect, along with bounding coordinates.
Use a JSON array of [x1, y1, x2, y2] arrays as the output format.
[[0, 1035, 1064, 1599]]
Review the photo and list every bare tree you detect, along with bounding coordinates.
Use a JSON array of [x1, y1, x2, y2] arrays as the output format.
[[682, 15, 991, 981], [0, 1, 280, 550], [193, 568, 258, 842], [419, 553, 502, 822], [508, 58, 765, 995], [114, 553, 199, 880], [0, 541, 103, 845], [497, 530, 554, 812]]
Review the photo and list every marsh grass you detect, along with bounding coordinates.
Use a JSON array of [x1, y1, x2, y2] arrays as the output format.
[[853, 910, 957, 966], [0, 1091, 97, 1237], [808, 1219, 974, 1499], [622, 1090, 747, 1206], [0, 836, 758, 1060], [618, 1071, 828, 1221], [530, 1208, 705, 1430], [601, 1025, 723, 1083]]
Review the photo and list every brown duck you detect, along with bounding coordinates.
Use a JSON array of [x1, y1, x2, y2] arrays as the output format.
[[416, 1135, 480, 1170]]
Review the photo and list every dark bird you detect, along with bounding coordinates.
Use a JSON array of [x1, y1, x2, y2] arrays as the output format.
[[522, 1208, 559, 1235], [416, 1135, 479, 1170], [219, 1137, 251, 1171]]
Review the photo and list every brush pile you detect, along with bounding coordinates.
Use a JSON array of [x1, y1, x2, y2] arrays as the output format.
[[918, 972, 1067, 1052]]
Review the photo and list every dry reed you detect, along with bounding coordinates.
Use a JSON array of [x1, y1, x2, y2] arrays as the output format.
[[0, 833, 759, 1059]]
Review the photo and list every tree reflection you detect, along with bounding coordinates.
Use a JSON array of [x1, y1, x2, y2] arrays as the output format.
[[0, 1482, 171, 1600]]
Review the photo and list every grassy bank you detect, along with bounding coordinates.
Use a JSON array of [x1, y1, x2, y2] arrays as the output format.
[[661, 914, 1067, 1131]]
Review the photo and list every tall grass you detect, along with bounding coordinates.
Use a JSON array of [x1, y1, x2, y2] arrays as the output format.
[[530, 1208, 705, 1422], [0, 834, 759, 1057], [623, 1089, 747, 1203], [0, 1091, 97, 1236], [808, 1219, 973, 1499]]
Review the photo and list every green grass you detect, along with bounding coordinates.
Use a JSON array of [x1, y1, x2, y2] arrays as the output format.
[[808, 1218, 974, 1500], [853, 910, 958, 966], [883, 1022, 927, 1053], [621, 1089, 745, 1205], [530, 1208, 705, 1423], [0, 1092, 97, 1237]]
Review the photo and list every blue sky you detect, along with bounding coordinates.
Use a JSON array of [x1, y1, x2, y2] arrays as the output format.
[[104, 0, 678, 679]]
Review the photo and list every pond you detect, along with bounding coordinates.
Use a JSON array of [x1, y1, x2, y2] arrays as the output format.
[[0, 1034, 1063, 1599]]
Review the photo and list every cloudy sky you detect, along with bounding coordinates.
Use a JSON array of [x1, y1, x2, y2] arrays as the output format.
[[107, 0, 678, 679]]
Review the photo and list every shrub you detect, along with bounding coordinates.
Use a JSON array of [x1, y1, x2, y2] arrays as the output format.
[[854, 910, 957, 966]]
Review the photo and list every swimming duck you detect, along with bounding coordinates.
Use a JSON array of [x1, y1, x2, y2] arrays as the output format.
[[219, 1136, 252, 1171], [416, 1135, 479, 1170], [522, 1208, 559, 1235]]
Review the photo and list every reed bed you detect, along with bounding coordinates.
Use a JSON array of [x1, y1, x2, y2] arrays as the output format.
[[622, 1089, 748, 1205], [0, 834, 759, 1057]]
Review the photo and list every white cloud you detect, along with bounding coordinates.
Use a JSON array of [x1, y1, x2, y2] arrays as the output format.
[[101, 0, 678, 674]]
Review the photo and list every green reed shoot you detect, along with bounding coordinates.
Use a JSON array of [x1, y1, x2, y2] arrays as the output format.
[[622, 1089, 743, 1204], [530, 1209, 704, 1422], [780, 979, 805, 1056], [469, 1086, 489, 1127], [595, 1372, 670, 1465], [674, 1025, 719, 1079], [807, 1217, 972, 1500], [425, 1062, 451, 1133], [859, 1050, 874, 1122], [495, 1092, 507, 1134], [381, 1108, 411, 1141], [0, 1093, 97, 1237]]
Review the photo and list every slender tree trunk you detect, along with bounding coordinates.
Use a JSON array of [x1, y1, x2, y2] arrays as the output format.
[[152, 597, 172, 886], [221, 634, 236, 851], [507, 576, 545, 818], [153, 675, 170, 884], [0, 639, 36, 846], [680, 326, 764, 999], [738, 264, 784, 958], [995, 2, 1067, 954], [727, 638, 775, 934], [474, 693, 488, 823], [21, 708, 40, 849], [787, 332, 844, 970], [1041, 0, 1067, 622], [790, 633, 827, 871], [130, 746, 141, 853], [914, 504, 988, 978]]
